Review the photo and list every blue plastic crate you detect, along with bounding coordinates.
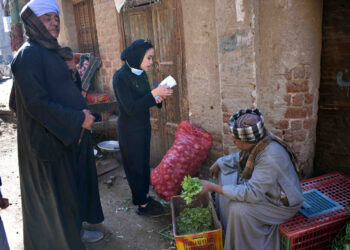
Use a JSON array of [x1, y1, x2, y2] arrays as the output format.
[[299, 188, 343, 218]]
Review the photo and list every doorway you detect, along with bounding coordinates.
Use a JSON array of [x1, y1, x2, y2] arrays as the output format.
[[315, 0, 350, 175], [121, 0, 188, 166]]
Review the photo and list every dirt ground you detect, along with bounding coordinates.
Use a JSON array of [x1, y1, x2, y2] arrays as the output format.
[[0, 78, 175, 250]]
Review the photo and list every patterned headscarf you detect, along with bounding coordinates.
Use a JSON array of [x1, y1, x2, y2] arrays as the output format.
[[228, 108, 266, 143], [229, 109, 301, 182]]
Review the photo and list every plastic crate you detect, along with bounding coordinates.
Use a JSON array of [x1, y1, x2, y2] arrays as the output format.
[[171, 194, 223, 250], [280, 172, 350, 250], [299, 189, 343, 218]]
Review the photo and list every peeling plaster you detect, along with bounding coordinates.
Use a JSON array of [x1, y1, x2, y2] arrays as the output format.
[[219, 30, 253, 52], [235, 0, 245, 22]]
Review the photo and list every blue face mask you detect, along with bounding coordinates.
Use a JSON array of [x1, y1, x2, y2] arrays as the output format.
[[126, 61, 143, 76]]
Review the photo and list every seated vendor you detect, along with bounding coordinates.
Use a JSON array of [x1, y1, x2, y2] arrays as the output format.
[[200, 108, 303, 250]]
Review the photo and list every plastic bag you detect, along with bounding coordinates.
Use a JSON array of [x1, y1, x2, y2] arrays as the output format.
[[151, 121, 212, 201]]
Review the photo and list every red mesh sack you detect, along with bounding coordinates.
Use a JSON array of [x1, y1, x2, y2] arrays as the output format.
[[151, 120, 212, 201]]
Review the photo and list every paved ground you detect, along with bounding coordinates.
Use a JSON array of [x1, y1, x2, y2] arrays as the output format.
[[0, 78, 175, 250]]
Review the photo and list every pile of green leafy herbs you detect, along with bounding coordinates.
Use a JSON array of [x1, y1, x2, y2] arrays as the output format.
[[180, 176, 203, 205], [176, 205, 212, 235], [331, 204, 350, 250]]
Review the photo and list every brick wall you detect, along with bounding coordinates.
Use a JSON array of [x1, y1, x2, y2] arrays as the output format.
[[258, 0, 322, 178], [93, 0, 124, 96], [274, 64, 317, 176]]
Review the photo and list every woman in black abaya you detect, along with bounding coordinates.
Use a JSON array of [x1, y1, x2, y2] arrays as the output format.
[[113, 39, 173, 216]]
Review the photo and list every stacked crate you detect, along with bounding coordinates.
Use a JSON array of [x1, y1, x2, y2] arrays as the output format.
[[280, 172, 350, 249]]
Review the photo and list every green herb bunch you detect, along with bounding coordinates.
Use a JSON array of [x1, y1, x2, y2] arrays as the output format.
[[180, 176, 203, 205], [176, 206, 212, 235], [331, 203, 350, 249]]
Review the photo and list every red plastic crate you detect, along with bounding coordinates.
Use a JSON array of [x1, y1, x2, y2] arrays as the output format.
[[280, 172, 350, 250]]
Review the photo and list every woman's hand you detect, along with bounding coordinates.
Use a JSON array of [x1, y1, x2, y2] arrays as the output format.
[[151, 85, 173, 99], [209, 162, 220, 180], [156, 96, 164, 104], [82, 109, 95, 130]]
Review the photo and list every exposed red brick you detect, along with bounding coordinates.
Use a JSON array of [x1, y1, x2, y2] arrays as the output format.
[[303, 119, 312, 129], [104, 61, 111, 67], [292, 94, 304, 106], [294, 130, 307, 142], [293, 65, 305, 79], [284, 69, 292, 80], [305, 93, 313, 104], [306, 106, 313, 117], [274, 131, 283, 139], [221, 103, 228, 113], [287, 80, 309, 93], [291, 120, 302, 130], [292, 143, 302, 154], [305, 66, 311, 79], [279, 120, 289, 129], [223, 125, 230, 134], [101, 68, 108, 75], [223, 113, 231, 123], [283, 130, 294, 143], [285, 107, 307, 119], [283, 94, 291, 105]]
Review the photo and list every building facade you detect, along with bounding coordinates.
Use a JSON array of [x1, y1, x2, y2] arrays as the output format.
[[8, 0, 350, 177]]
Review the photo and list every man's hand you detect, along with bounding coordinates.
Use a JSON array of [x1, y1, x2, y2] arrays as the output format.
[[82, 109, 95, 130], [65, 59, 76, 71], [199, 180, 223, 195], [209, 162, 220, 180], [0, 197, 9, 209]]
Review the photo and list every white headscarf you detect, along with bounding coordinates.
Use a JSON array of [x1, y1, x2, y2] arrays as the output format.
[[21, 0, 60, 17]]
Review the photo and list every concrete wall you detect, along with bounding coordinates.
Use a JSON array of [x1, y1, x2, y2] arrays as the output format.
[[214, 0, 259, 155], [258, 0, 322, 177], [180, 0, 223, 164]]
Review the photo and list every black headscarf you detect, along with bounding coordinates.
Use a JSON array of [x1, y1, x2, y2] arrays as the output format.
[[121, 39, 153, 69]]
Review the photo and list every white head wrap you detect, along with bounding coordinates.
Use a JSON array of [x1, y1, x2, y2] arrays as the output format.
[[21, 0, 60, 17]]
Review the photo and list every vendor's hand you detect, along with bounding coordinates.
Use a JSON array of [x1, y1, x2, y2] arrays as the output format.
[[65, 59, 76, 71], [200, 180, 223, 195], [151, 85, 173, 98], [209, 162, 220, 180], [0, 197, 9, 209], [200, 180, 213, 194], [82, 109, 95, 130]]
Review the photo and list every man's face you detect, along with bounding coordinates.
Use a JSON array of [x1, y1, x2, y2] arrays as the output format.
[[230, 135, 255, 151], [38, 12, 60, 38]]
